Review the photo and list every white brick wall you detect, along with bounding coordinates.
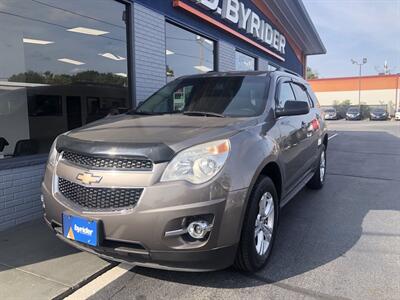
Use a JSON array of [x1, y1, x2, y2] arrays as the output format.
[[134, 3, 166, 104], [0, 164, 45, 231], [218, 41, 236, 72]]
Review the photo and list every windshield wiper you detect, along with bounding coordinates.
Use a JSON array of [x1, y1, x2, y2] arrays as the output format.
[[127, 110, 156, 115], [128, 110, 183, 116], [182, 111, 225, 118]]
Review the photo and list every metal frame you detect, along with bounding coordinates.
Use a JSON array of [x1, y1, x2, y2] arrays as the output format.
[[115, 0, 135, 108]]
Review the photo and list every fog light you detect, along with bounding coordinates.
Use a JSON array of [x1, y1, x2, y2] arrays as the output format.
[[187, 221, 212, 239]]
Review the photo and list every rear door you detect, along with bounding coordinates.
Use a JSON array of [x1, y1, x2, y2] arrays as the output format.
[[291, 81, 320, 175]]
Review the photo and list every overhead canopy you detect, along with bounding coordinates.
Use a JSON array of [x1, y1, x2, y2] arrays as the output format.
[[262, 0, 327, 55]]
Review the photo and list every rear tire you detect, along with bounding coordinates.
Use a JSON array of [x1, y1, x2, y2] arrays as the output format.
[[234, 176, 279, 273], [307, 145, 326, 190]]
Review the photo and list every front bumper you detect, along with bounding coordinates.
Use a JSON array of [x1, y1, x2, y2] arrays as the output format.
[[44, 217, 236, 271], [346, 115, 361, 120], [370, 115, 387, 120], [42, 163, 247, 271]]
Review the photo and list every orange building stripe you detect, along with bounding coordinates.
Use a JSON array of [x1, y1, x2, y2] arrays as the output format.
[[309, 75, 400, 92], [173, 0, 285, 62]]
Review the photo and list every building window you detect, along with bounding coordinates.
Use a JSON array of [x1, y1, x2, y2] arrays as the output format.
[[0, 0, 129, 158], [166, 23, 215, 82], [268, 64, 278, 71], [235, 51, 256, 71]]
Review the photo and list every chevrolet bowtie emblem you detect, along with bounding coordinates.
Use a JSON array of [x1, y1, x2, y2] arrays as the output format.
[[76, 172, 102, 185]]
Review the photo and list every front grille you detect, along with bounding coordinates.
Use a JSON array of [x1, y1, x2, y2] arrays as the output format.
[[58, 178, 143, 209], [62, 151, 153, 170]]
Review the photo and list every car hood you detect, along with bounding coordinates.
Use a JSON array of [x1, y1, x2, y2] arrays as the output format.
[[56, 114, 257, 162]]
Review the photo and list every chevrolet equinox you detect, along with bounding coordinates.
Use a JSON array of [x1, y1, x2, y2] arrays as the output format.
[[42, 70, 328, 272]]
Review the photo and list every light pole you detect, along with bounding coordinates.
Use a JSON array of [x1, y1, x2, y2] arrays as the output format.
[[351, 58, 367, 111]]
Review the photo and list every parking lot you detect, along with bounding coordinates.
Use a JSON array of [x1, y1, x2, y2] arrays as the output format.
[[0, 120, 398, 300], [76, 120, 399, 300]]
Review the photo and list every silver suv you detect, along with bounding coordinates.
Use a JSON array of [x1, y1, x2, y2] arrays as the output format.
[[42, 71, 328, 272]]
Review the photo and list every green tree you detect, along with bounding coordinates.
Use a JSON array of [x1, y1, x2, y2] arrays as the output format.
[[306, 67, 319, 80], [8, 70, 127, 86]]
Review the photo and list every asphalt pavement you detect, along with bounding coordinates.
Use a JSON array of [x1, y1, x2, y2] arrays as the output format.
[[88, 120, 400, 300]]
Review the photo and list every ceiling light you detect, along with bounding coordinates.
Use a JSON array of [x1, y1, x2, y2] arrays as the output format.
[[67, 27, 109, 36], [114, 73, 127, 77], [99, 53, 126, 61], [57, 58, 85, 65], [166, 49, 174, 55], [23, 38, 54, 45], [194, 65, 212, 72]]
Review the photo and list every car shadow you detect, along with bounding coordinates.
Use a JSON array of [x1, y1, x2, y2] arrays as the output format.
[[130, 130, 400, 288]]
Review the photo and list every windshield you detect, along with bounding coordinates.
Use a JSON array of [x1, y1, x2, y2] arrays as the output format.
[[372, 108, 385, 113], [325, 108, 335, 113], [134, 76, 269, 117], [348, 108, 359, 113]]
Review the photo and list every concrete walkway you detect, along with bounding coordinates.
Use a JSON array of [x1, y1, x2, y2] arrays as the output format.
[[0, 219, 113, 299]]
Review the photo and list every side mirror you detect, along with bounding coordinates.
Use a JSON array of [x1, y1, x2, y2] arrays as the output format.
[[276, 101, 310, 117]]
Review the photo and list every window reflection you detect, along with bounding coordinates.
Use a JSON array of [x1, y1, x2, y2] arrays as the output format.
[[235, 51, 256, 71], [0, 0, 129, 157], [166, 23, 215, 82]]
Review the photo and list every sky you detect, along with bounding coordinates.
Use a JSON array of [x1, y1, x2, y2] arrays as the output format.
[[303, 0, 400, 78]]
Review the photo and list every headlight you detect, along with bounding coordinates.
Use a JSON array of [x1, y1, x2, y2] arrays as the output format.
[[47, 137, 60, 167], [161, 139, 230, 184]]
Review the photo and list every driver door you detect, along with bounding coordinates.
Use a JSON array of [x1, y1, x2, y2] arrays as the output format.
[[275, 78, 309, 193]]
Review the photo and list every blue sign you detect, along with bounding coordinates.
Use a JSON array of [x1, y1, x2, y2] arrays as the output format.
[[62, 213, 98, 246]]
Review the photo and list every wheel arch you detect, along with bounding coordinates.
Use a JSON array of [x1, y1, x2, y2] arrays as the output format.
[[259, 162, 282, 202], [242, 159, 283, 216]]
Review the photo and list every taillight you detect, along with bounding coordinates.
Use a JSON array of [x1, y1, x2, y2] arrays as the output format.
[[311, 119, 320, 130]]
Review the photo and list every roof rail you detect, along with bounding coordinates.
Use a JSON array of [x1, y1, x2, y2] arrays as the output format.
[[277, 67, 301, 77]]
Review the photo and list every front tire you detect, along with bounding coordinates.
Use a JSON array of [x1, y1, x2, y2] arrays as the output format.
[[307, 145, 326, 190], [234, 176, 279, 272]]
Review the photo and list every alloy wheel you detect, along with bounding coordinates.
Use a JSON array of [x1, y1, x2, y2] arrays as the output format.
[[254, 192, 275, 256], [320, 151, 326, 182]]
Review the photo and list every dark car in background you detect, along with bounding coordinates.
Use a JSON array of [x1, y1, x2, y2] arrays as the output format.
[[323, 108, 338, 120], [346, 107, 362, 120], [369, 108, 389, 121]]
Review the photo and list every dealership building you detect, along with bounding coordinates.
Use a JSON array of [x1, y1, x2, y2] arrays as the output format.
[[0, 0, 325, 230], [309, 74, 400, 114]]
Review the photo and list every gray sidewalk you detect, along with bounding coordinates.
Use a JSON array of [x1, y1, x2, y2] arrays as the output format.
[[0, 219, 113, 300]]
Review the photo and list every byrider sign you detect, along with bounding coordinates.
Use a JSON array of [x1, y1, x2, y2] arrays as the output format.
[[173, 0, 286, 61]]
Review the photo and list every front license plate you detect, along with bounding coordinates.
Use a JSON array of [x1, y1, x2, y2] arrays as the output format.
[[62, 213, 98, 246]]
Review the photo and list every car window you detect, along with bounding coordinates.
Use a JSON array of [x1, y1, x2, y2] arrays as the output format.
[[291, 83, 313, 107], [348, 108, 359, 113], [277, 81, 296, 110]]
